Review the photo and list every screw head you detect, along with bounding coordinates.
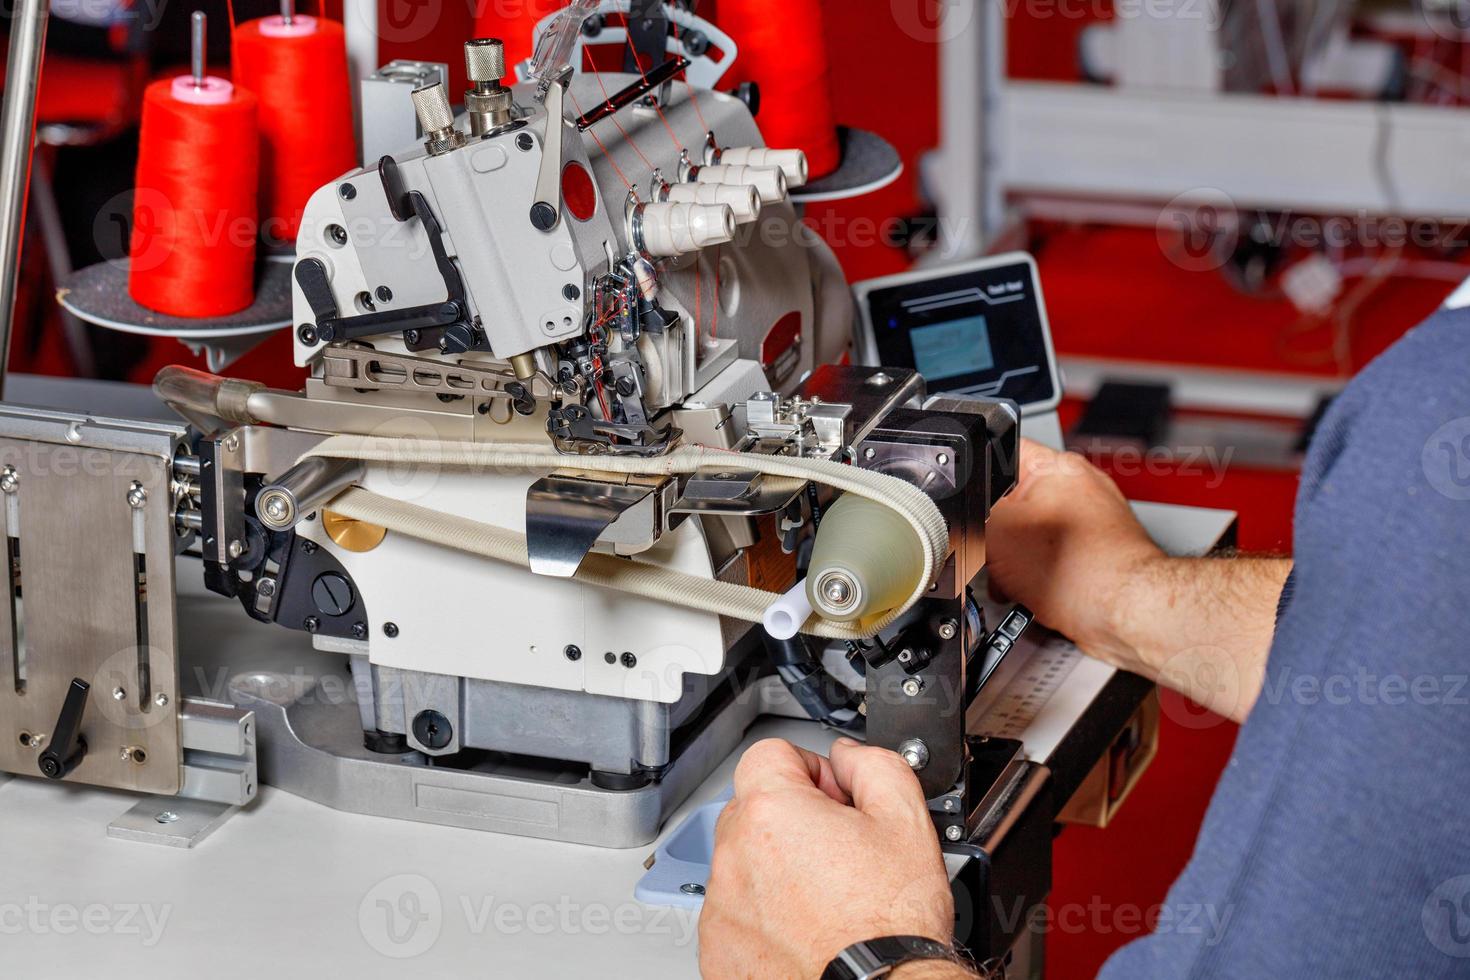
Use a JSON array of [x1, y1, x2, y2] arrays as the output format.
[[898, 738, 930, 771], [227, 539, 244, 560], [937, 452, 950, 466], [375, 285, 393, 303], [255, 578, 276, 598], [0, 466, 16, 493], [297, 324, 318, 346], [338, 182, 357, 200], [383, 622, 400, 638], [564, 645, 582, 661], [945, 824, 964, 842], [822, 576, 853, 607], [155, 811, 180, 825], [862, 447, 876, 460], [262, 494, 290, 523], [621, 652, 637, 669], [351, 622, 368, 640], [680, 883, 706, 896], [902, 678, 923, 698], [112, 687, 127, 701], [938, 619, 958, 640], [516, 132, 534, 151], [303, 616, 321, 633], [126, 482, 147, 508], [604, 652, 617, 664], [154, 693, 169, 708]]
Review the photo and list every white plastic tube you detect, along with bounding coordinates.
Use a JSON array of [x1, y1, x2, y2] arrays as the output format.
[[694, 164, 786, 204], [716, 147, 809, 188], [762, 578, 814, 640], [663, 180, 762, 223], [637, 202, 737, 256]]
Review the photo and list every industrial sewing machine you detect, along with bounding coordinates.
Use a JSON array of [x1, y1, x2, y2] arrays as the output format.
[[0, 7, 1196, 969]]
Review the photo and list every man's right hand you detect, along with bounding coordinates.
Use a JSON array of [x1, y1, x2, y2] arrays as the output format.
[[985, 439, 1290, 722], [985, 439, 1165, 674]]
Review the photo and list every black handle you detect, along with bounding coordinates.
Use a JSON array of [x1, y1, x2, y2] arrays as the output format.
[[37, 677, 89, 780]]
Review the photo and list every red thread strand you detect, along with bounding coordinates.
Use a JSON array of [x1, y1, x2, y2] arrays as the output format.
[[718, 0, 841, 177], [233, 16, 356, 242], [129, 78, 259, 317]]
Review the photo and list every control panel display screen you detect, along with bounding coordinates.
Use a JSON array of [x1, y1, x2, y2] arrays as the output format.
[[859, 256, 1058, 410], [909, 316, 995, 382]]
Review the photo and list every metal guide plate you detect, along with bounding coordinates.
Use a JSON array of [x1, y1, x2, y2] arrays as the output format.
[[0, 413, 185, 794]]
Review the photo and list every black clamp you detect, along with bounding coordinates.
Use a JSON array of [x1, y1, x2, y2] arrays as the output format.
[[37, 678, 90, 780]]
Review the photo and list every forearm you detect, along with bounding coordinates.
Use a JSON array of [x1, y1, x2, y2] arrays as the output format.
[[1091, 554, 1292, 722]]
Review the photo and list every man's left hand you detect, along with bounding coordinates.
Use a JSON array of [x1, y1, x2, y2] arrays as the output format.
[[699, 737, 955, 978]]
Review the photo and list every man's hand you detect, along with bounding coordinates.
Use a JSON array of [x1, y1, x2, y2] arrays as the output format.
[[986, 439, 1290, 722], [699, 738, 962, 979], [986, 439, 1165, 670]]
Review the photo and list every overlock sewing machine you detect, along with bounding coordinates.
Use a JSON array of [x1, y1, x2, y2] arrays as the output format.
[[0, 6, 1151, 965]]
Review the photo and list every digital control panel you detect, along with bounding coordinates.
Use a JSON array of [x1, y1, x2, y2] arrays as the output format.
[[853, 253, 1062, 415]]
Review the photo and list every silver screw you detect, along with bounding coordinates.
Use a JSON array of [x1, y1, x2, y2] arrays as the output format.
[[862, 447, 876, 460], [155, 811, 180, 825], [822, 576, 853, 608], [943, 798, 957, 811], [680, 883, 706, 896], [223, 434, 240, 453], [126, 481, 147, 508], [937, 452, 950, 466], [256, 578, 276, 598], [227, 539, 244, 559], [154, 693, 169, 708], [111, 687, 127, 701], [898, 738, 929, 771], [938, 619, 958, 640], [262, 494, 290, 523], [945, 824, 963, 842], [0, 466, 17, 493], [901, 677, 923, 697]]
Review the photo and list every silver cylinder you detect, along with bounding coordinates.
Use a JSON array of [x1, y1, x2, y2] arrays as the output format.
[[256, 456, 365, 530], [0, 0, 52, 400], [465, 37, 506, 84], [411, 82, 455, 135]]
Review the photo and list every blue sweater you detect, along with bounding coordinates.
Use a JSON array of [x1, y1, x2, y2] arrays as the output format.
[[1101, 305, 1470, 977]]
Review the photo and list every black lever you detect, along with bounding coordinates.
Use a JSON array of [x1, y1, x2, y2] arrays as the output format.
[[37, 677, 90, 780]]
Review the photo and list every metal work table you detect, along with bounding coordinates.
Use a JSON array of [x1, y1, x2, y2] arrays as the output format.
[[0, 375, 1235, 977]]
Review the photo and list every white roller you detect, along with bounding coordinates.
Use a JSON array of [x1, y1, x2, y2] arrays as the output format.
[[716, 146, 809, 188], [694, 164, 786, 204], [763, 578, 814, 640], [638, 202, 737, 256], [663, 181, 762, 223]]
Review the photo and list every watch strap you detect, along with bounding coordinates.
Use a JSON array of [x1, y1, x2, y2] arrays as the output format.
[[821, 935, 955, 980]]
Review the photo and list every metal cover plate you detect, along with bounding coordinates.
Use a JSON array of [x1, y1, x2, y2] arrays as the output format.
[[0, 410, 185, 794]]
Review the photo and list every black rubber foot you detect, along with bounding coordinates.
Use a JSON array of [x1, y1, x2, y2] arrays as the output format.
[[590, 769, 652, 791], [363, 729, 410, 754]]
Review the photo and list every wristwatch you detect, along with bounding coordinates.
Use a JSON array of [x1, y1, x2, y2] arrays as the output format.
[[821, 935, 956, 979]]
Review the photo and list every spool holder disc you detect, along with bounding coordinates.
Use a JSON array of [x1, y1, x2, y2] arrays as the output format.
[[788, 126, 903, 205], [56, 258, 294, 371]]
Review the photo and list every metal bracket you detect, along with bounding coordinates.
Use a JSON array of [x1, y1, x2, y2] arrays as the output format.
[[108, 796, 239, 849]]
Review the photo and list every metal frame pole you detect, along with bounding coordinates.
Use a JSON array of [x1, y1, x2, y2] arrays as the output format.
[[0, 0, 51, 399]]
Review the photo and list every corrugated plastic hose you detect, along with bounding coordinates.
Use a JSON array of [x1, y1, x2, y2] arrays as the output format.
[[303, 435, 949, 640]]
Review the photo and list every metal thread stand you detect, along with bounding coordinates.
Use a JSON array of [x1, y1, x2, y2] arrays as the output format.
[[0, 0, 52, 399]]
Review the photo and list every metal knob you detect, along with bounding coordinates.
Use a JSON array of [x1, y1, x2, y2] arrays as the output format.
[[411, 81, 455, 135], [465, 37, 506, 85]]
